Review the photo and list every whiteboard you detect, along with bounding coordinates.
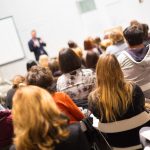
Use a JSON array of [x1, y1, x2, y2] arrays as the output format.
[[0, 17, 24, 66]]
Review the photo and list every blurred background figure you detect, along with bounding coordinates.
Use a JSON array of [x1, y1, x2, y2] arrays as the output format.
[[6, 75, 25, 109], [106, 31, 128, 57], [26, 60, 37, 72], [28, 30, 48, 61], [38, 54, 49, 68], [68, 40, 83, 58]]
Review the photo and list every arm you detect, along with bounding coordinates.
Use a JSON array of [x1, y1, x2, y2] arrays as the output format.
[[38, 38, 46, 46], [64, 93, 84, 121], [132, 84, 145, 111], [28, 40, 36, 52]]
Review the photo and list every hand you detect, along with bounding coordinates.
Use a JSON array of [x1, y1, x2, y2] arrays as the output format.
[[40, 39, 43, 43]]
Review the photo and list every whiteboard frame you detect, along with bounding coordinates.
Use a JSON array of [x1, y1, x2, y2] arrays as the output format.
[[0, 16, 25, 66]]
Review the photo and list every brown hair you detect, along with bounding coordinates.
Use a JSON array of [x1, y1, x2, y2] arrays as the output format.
[[12, 75, 25, 88], [26, 66, 55, 93], [12, 86, 69, 150], [94, 54, 133, 122], [84, 38, 94, 50], [109, 31, 124, 44], [59, 48, 81, 73]]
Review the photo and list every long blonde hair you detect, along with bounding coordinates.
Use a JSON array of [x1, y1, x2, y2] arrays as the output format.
[[12, 86, 69, 150], [95, 54, 133, 122]]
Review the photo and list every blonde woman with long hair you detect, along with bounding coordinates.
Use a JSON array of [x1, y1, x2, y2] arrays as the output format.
[[88, 54, 150, 150], [10, 86, 89, 150]]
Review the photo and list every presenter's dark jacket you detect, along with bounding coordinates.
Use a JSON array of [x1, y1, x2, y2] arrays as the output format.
[[28, 38, 48, 61]]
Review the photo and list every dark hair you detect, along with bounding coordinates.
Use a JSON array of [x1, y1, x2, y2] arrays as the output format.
[[26, 60, 37, 71], [59, 48, 81, 73], [85, 51, 99, 69], [142, 23, 149, 40], [68, 40, 77, 48], [48, 58, 62, 77], [84, 39, 94, 50], [94, 37, 101, 45], [123, 26, 144, 46], [26, 66, 54, 93]]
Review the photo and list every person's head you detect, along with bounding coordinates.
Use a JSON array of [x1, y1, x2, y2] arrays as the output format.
[[26, 66, 54, 92], [48, 58, 61, 77], [93, 37, 101, 46], [31, 30, 37, 39], [109, 31, 124, 44], [141, 23, 149, 40], [123, 26, 144, 47], [100, 39, 113, 50], [26, 60, 37, 72], [12, 86, 69, 150], [59, 48, 81, 73], [12, 75, 25, 88], [84, 38, 94, 50], [85, 51, 99, 69], [39, 55, 49, 68], [68, 40, 78, 48], [95, 54, 133, 122], [130, 19, 139, 26]]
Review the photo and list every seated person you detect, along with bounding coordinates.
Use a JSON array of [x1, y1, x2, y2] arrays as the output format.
[[26, 60, 37, 72], [38, 54, 49, 68], [57, 48, 95, 101], [0, 108, 13, 150], [6, 75, 25, 109], [141, 23, 150, 46], [68, 40, 83, 58], [26, 66, 84, 123], [84, 37, 102, 55], [10, 86, 90, 150], [84, 51, 99, 71], [48, 58, 62, 78], [88, 54, 150, 149], [118, 25, 150, 99], [106, 31, 128, 57]]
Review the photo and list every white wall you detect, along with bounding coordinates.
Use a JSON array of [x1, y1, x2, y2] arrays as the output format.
[[0, 0, 150, 80]]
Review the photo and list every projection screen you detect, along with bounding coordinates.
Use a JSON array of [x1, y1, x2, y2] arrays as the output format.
[[0, 16, 25, 66]]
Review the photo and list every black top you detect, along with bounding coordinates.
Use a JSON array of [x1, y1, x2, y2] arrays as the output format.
[[28, 38, 48, 61], [88, 84, 145, 122], [6, 88, 16, 109], [10, 123, 90, 150], [88, 84, 150, 148]]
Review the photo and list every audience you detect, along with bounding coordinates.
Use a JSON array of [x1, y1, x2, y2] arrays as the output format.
[[88, 54, 150, 149], [106, 31, 128, 57], [1, 19, 150, 150], [10, 86, 89, 150], [6, 75, 25, 109], [26, 60, 37, 72], [57, 48, 95, 102], [26, 66, 84, 123], [118, 25, 150, 99]]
